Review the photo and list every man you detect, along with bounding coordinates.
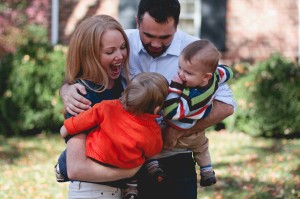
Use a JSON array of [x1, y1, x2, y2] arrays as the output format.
[[60, 0, 235, 198]]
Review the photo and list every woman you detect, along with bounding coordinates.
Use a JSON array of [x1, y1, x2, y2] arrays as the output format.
[[56, 15, 140, 198]]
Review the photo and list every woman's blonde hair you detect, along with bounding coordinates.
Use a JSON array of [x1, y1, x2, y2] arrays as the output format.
[[65, 15, 130, 92], [120, 72, 169, 115]]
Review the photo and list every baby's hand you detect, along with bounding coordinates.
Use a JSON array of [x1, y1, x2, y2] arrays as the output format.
[[172, 74, 184, 84], [60, 125, 69, 138]]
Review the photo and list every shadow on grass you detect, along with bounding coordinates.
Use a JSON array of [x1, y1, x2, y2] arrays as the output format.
[[0, 143, 21, 164], [213, 176, 290, 198], [0, 136, 43, 164], [200, 171, 299, 198], [205, 137, 300, 199]]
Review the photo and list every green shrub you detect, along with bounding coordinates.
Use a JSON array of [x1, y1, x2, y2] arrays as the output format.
[[0, 25, 66, 136], [229, 54, 300, 138]]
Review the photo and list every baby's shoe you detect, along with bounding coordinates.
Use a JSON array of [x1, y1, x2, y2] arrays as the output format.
[[151, 167, 167, 183], [146, 161, 167, 184], [200, 170, 217, 187], [122, 184, 139, 199]]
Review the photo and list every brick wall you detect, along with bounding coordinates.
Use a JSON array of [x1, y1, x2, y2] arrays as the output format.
[[53, 0, 297, 64], [0, 0, 49, 57], [51, 0, 118, 44], [2, 0, 297, 64], [222, 0, 298, 64]]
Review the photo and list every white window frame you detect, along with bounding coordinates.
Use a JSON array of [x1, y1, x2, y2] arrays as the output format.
[[178, 0, 202, 37]]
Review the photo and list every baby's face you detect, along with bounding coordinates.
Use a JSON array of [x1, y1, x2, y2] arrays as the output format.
[[177, 55, 209, 88]]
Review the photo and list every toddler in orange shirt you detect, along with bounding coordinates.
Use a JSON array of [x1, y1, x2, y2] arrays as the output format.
[[60, 72, 168, 199]]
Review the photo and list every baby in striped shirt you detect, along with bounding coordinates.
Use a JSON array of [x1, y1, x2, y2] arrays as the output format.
[[147, 39, 233, 187]]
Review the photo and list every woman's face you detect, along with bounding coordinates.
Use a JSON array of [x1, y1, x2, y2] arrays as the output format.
[[100, 29, 128, 82]]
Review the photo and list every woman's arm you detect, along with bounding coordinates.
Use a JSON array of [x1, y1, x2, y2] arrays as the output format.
[[66, 133, 140, 182], [60, 83, 92, 115]]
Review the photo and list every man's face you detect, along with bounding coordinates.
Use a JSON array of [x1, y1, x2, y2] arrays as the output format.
[[137, 12, 177, 58]]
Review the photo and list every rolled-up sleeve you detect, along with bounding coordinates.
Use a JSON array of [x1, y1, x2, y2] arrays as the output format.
[[215, 83, 237, 111]]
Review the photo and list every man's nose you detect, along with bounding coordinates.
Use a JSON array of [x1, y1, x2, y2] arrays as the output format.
[[151, 39, 162, 48]]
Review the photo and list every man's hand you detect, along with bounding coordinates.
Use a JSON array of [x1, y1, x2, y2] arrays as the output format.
[[162, 126, 184, 150], [60, 125, 69, 138], [162, 126, 200, 150], [190, 100, 234, 131], [60, 83, 91, 115]]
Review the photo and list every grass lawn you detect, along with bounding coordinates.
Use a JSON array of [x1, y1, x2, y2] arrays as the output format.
[[0, 131, 299, 199]]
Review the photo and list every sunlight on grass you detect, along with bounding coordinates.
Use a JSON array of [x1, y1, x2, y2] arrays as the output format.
[[0, 132, 299, 199], [198, 131, 300, 199]]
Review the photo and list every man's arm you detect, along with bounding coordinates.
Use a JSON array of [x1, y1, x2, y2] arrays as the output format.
[[60, 83, 92, 115], [189, 100, 233, 131], [192, 82, 236, 131], [163, 80, 236, 148], [66, 133, 140, 181], [163, 100, 234, 150]]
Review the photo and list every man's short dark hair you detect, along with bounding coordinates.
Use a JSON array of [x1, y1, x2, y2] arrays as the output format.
[[137, 0, 180, 26]]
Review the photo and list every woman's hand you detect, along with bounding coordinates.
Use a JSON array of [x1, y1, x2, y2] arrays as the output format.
[[66, 134, 140, 182], [60, 83, 92, 115]]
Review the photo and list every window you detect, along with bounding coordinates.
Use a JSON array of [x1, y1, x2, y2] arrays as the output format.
[[178, 0, 201, 36], [200, 0, 227, 51], [179, 0, 227, 51]]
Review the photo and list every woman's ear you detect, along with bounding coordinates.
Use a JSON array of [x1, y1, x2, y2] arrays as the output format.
[[153, 106, 161, 115]]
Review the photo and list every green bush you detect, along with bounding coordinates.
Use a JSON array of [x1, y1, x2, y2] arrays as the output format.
[[0, 25, 66, 136], [229, 54, 300, 138]]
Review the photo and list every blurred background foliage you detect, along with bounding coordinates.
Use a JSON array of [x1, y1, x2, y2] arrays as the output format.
[[0, 24, 66, 136], [1, 27, 300, 138], [226, 54, 300, 138], [0, 1, 299, 199], [0, 0, 66, 136], [0, 1, 299, 139]]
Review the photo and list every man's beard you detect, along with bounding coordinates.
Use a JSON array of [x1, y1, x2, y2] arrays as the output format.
[[143, 42, 170, 58]]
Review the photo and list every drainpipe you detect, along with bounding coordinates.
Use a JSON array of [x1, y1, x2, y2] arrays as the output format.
[[51, 0, 59, 45], [298, 0, 300, 64], [195, 0, 201, 37]]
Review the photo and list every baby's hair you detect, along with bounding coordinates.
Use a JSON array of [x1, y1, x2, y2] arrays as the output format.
[[120, 72, 169, 115], [65, 14, 130, 92], [181, 39, 219, 73]]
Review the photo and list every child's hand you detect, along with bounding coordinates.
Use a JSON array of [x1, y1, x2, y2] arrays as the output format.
[[172, 74, 184, 84], [60, 125, 69, 138]]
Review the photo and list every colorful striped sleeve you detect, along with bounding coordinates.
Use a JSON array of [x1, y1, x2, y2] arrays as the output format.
[[217, 65, 234, 83]]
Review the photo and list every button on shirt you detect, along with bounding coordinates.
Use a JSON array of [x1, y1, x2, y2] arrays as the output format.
[[125, 29, 236, 108]]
